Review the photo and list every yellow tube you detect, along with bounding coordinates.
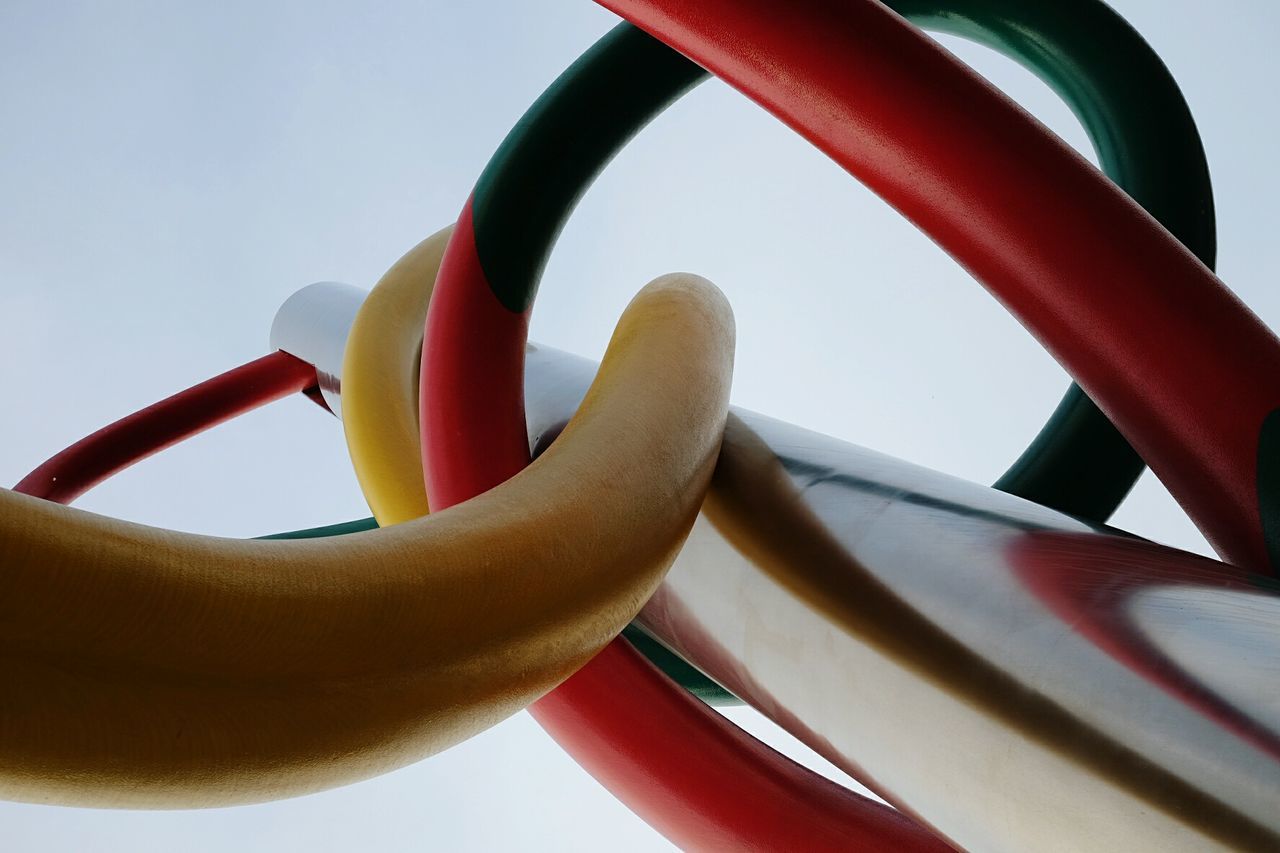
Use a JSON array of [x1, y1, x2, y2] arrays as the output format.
[[342, 226, 452, 524], [0, 268, 733, 808]]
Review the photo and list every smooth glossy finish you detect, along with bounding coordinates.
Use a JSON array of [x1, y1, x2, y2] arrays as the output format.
[[269, 281, 368, 417], [279, 269, 737, 703], [526, 349, 1280, 852], [457, 3, 1217, 525], [597, 0, 1280, 576], [301, 284, 1280, 849], [339, 251, 946, 850]]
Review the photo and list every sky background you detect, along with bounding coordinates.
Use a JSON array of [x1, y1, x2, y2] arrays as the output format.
[[1, 1, 1277, 849]]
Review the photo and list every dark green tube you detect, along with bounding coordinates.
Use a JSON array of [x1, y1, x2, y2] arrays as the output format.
[[472, 2, 1213, 523], [272, 0, 1214, 703]]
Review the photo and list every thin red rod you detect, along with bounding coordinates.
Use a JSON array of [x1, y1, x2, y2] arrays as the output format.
[[15, 351, 317, 503]]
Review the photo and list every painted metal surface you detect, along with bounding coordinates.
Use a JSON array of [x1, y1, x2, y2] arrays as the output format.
[[270, 281, 367, 417], [294, 286, 1280, 849], [524, 346, 1280, 852]]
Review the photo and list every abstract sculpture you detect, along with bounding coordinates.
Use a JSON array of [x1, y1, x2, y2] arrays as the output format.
[[4, 1, 1277, 850]]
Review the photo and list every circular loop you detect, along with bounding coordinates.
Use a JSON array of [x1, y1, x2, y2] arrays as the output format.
[[418, 0, 1259, 848], [457, 0, 1215, 523], [593, 0, 1279, 573]]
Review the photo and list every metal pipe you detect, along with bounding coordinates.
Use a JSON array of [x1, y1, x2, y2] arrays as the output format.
[[277, 283, 1280, 852]]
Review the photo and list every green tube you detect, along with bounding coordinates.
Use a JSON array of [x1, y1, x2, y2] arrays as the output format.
[[258, 517, 380, 540], [472, 2, 1213, 522], [891, 0, 1216, 519], [274, 0, 1214, 703]]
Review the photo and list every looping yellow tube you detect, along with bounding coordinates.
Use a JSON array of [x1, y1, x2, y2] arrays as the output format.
[[343, 226, 453, 524], [0, 260, 733, 807]]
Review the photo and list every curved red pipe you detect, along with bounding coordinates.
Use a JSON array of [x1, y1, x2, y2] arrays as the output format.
[[424, 0, 1280, 845], [15, 351, 317, 503], [599, 0, 1280, 575], [424, 205, 951, 849]]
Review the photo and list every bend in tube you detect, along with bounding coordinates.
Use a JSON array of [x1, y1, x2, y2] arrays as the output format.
[[467, 6, 1217, 523], [14, 351, 317, 504]]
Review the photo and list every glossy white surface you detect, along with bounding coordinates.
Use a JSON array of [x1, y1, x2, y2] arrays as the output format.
[[283, 283, 1280, 850], [269, 282, 366, 416], [1130, 586, 1280, 734]]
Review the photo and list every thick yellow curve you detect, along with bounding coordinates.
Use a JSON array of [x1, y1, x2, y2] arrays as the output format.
[[342, 226, 452, 524], [0, 244, 733, 808]]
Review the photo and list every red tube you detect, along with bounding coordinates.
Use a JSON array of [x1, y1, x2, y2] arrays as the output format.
[[541, 642, 950, 850], [598, 0, 1280, 575], [15, 351, 317, 503], [424, 0, 1280, 845], [425, 207, 950, 848]]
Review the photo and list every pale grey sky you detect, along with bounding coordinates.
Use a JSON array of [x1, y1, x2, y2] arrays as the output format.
[[1, 1, 1277, 849]]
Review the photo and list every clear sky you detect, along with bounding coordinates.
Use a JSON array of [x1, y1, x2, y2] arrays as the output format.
[[1, 1, 1277, 849]]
